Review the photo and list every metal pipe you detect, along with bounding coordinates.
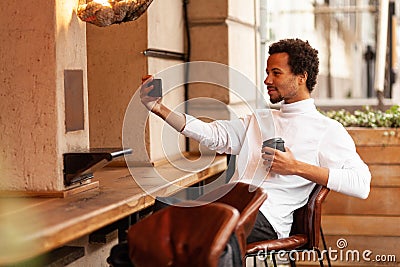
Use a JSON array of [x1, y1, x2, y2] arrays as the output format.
[[259, 0, 268, 107], [374, 0, 389, 108], [387, 1, 396, 98], [183, 0, 191, 152], [142, 48, 186, 61]]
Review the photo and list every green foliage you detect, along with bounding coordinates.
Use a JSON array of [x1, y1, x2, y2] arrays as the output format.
[[320, 105, 400, 128]]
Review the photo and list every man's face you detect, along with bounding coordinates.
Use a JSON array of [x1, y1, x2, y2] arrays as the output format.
[[264, 52, 307, 104]]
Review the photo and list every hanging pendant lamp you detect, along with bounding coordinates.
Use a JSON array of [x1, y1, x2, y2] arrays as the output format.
[[77, 0, 154, 27]]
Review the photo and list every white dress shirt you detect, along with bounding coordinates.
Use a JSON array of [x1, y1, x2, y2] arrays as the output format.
[[182, 98, 371, 238]]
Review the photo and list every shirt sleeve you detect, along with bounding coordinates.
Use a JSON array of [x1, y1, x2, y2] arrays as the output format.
[[181, 115, 249, 155], [319, 123, 371, 199]]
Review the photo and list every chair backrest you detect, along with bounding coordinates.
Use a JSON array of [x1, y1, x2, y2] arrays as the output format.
[[290, 184, 330, 249], [127, 201, 239, 267], [196, 182, 268, 256]]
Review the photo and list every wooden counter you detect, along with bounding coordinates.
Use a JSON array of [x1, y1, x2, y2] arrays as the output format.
[[0, 154, 227, 265]]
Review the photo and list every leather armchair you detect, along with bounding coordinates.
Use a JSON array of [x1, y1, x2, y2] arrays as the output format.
[[245, 185, 330, 267], [127, 201, 240, 267], [197, 182, 268, 260]]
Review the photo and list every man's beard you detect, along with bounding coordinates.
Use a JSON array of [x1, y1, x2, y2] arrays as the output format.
[[269, 93, 284, 104]]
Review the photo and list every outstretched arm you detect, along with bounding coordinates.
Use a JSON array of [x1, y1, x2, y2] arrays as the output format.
[[140, 75, 248, 155], [140, 75, 186, 132]]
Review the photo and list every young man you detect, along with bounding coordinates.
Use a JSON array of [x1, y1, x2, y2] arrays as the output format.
[[140, 38, 371, 242]]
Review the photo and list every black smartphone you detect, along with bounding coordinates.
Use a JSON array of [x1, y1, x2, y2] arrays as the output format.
[[147, 78, 162, 97]]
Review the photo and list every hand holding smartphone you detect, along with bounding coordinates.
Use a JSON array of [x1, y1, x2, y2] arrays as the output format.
[[147, 78, 162, 97]]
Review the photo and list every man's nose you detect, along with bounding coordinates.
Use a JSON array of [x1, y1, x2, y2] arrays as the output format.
[[264, 76, 271, 85]]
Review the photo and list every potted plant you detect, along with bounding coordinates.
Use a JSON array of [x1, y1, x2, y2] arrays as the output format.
[[321, 105, 400, 164], [321, 104, 400, 128]]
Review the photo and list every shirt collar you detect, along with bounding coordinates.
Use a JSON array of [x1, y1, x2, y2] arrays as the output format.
[[280, 98, 316, 114]]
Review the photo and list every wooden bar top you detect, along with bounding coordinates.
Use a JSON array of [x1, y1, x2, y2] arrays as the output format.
[[0, 154, 227, 265]]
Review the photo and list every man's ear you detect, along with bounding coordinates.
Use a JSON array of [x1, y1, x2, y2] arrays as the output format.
[[298, 72, 308, 84]]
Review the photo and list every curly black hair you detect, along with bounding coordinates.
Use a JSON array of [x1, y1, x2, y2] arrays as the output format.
[[268, 38, 319, 93]]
